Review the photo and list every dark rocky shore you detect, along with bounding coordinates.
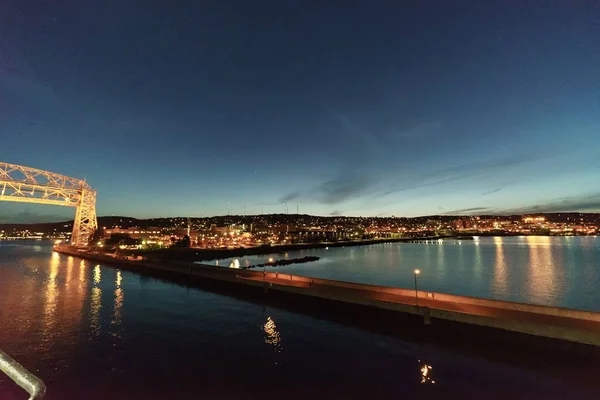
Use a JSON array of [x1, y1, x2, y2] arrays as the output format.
[[243, 256, 320, 269]]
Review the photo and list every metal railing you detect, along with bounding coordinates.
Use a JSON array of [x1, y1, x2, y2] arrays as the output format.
[[0, 348, 46, 399]]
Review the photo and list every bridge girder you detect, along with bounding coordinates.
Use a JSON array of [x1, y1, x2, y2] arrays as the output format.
[[0, 162, 97, 247]]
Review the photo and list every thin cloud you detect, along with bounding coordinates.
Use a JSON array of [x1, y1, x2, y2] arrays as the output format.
[[479, 188, 503, 197], [277, 192, 301, 204], [275, 111, 382, 205], [380, 154, 542, 199], [441, 207, 494, 215], [280, 112, 442, 206], [278, 110, 551, 210], [497, 193, 600, 215], [279, 153, 541, 207], [318, 175, 373, 204]]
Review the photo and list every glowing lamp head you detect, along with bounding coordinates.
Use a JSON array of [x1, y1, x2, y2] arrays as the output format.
[[414, 269, 421, 275]]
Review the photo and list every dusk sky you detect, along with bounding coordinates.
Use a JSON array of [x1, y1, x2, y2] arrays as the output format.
[[1, 1, 600, 223]]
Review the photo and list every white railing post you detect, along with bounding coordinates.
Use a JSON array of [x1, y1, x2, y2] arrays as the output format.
[[0, 348, 46, 399]]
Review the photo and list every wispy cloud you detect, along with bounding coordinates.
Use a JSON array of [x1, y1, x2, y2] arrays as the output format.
[[277, 151, 543, 208], [479, 188, 503, 197], [441, 207, 494, 215], [497, 192, 600, 214], [277, 112, 443, 205], [276, 108, 557, 212], [379, 154, 537, 200], [318, 175, 373, 204], [442, 192, 600, 216], [277, 192, 301, 204]]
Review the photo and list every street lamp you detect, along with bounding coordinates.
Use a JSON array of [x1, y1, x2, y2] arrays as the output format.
[[414, 269, 420, 307]]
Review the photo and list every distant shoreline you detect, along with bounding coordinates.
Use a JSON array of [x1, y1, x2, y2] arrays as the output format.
[[141, 237, 415, 262], [138, 233, 598, 262]]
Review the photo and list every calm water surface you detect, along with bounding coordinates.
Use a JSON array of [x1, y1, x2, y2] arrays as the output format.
[[1, 242, 599, 399], [211, 236, 600, 311]]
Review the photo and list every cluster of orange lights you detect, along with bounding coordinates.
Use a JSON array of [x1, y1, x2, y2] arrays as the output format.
[[419, 361, 435, 384]]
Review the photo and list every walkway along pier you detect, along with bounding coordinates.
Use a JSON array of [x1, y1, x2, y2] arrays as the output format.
[[54, 245, 600, 356]]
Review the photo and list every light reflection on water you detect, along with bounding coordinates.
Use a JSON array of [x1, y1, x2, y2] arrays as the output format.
[[78, 259, 86, 294], [90, 287, 102, 336], [93, 264, 101, 284], [113, 271, 124, 329], [419, 360, 435, 385], [263, 315, 283, 366], [263, 317, 281, 348], [473, 238, 483, 276], [492, 237, 508, 297], [208, 236, 600, 311], [527, 236, 557, 304], [91, 264, 102, 336], [0, 242, 598, 398], [42, 252, 60, 335]]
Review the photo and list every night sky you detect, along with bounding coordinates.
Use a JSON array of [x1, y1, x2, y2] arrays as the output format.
[[1, 1, 600, 222]]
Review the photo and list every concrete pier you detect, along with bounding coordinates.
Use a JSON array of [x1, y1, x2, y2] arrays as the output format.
[[54, 245, 600, 353]]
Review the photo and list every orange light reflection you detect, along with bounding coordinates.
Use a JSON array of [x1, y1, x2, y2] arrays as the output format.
[[492, 237, 508, 296], [526, 236, 556, 304]]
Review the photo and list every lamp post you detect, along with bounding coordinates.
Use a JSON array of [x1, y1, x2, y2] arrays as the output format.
[[263, 263, 267, 292], [414, 269, 420, 307], [264, 258, 273, 288]]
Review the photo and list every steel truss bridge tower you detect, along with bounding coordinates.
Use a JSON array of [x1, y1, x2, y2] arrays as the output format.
[[0, 162, 97, 247]]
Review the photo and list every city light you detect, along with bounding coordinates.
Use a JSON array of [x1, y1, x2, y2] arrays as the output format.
[[1, 212, 597, 251]]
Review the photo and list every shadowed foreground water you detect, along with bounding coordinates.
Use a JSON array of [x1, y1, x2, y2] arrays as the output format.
[[1, 242, 599, 399], [211, 236, 600, 311]]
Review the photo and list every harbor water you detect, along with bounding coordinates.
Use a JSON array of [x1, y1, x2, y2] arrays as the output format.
[[1, 241, 599, 398], [210, 236, 600, 312]]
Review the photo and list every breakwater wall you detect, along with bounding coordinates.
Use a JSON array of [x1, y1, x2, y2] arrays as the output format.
[[269, 273, 600, 322]]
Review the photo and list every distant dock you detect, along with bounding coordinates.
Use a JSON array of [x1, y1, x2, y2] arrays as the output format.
[[54, 245, 600, 356]]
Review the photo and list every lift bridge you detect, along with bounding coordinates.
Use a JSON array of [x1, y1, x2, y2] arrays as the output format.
[[0, 161, 97, 247]]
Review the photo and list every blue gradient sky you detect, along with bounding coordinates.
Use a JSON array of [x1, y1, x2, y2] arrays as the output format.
[[1, 1, 600, 222]]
